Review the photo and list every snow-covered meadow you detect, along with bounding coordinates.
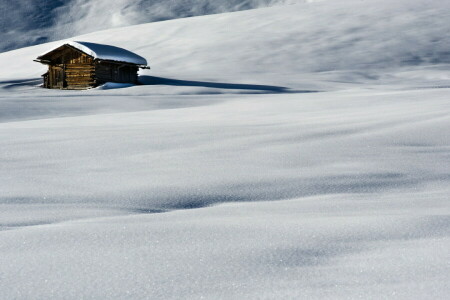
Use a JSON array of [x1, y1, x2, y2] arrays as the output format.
[[1, 0, 449, 298]]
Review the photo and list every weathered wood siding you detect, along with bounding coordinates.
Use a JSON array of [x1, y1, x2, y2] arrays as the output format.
[[95, 62, 138, 84], [65, 63, 96, 89], [63, 49, 95, 89], [43, 47, 95, 89], [47, 66, 64, 89]]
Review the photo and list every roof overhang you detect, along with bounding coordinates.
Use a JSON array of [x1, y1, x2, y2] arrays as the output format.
[[34, 41, 150, 68]]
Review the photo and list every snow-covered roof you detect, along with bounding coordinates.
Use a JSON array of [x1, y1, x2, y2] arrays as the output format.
[[38, 41, 148, 66]]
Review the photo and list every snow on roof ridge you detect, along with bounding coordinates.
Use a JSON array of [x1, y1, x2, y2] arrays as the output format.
[[68, 41, 148, 66], [38, 41, 148, 66]]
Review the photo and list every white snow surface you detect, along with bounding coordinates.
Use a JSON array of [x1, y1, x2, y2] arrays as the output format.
[[38, 41, 148, 66], [0, 0, 320, 52], [1, 0, 450, 299]]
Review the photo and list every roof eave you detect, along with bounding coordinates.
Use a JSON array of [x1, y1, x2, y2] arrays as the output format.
[[33, 59, 51, 65], [95, 58, 149, 68]]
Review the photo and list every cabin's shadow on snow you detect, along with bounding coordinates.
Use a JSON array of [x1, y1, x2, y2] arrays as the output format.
[[0, 78, 42, 89], [139, 76, 316, 94]]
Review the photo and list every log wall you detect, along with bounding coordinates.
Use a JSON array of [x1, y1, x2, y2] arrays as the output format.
[[65, 64, 96, 89], [96, 63, 139, 84]]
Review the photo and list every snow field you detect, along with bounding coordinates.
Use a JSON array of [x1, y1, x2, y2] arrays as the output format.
[[0, 0, 449, 298]]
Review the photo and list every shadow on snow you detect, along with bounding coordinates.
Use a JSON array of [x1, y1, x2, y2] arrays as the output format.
[[0, 78, 42, 89], [1, 76, 318, 94], [139, 75, 317, 94]]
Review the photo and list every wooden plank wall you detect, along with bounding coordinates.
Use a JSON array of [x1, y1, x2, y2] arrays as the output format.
[[96, 63, 139, 84], [65, 50, 95, 89], [65, 64, 96, 89], [95, 63, 113, 83]]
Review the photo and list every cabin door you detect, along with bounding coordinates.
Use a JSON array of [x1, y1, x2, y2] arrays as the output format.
[[52, 67, 66, 89]]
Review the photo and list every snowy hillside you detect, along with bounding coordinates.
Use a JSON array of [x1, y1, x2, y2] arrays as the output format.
[[1, 0, 449, 299], [2, 0, 449, 89], [0, 0, 311, 52]]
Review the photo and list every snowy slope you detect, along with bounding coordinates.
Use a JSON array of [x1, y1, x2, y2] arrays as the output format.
[[2, 0, 449, 89], [0, 0, 449, 299], [0, 0, 313, 52]]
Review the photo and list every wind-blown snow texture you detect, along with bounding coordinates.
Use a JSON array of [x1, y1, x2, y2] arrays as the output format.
[[1, 0, 450, 299], [0, 0, 313, 53]]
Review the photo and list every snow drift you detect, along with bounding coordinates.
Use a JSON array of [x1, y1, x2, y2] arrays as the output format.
[[0, 0, 449, 299]]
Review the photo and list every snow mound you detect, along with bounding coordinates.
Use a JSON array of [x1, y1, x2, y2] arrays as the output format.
[[96, 82, 135, 89]]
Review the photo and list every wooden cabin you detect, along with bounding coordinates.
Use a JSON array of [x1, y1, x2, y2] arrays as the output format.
[[34, 41, 149, 89]]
